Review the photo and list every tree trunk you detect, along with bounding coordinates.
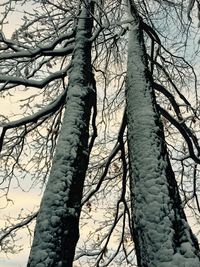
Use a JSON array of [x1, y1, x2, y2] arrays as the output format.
[[27, 2, 95, 267], [126, 1, 200, 267]]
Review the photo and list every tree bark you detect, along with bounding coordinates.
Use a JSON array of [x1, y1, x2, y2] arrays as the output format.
[[27, 2, 95, 267], [126, 1, 200, 267]]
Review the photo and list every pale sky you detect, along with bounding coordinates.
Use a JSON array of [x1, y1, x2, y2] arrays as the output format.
[[0, 2, 42, 266]]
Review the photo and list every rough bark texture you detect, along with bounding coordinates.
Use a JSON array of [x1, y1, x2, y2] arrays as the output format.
[[126, 1, 200, 267], [27, 2, 95, 267]]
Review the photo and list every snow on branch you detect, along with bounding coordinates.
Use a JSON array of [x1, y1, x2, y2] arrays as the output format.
[[0, 86, 67, 152], [1, 89, 67, 129], [0, 31, 74, 59], [0, 212, 38, 245], [158, 105, 200, 164], [0, 66, 69, 89]]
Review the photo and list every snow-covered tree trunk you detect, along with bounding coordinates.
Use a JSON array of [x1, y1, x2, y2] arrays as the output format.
[[27, 2, 95, 267], [126, 1, 200, 267]]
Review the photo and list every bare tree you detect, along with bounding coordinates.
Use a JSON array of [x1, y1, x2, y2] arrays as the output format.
[[27, 2, 96, 266], [0, 0, 200, 266], [126, 1, 200, 266]]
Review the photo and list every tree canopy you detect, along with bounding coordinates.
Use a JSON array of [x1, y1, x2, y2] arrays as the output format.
[[1, 0, 200, 266]]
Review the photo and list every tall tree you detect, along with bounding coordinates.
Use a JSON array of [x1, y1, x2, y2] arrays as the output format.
[[0, 0, 200, 266], [27, 2, 95, 266], [126, 1, 200, 266]]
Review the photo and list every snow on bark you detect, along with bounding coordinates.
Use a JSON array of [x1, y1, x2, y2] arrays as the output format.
[[126, 1, 200, 267], [27, 2, 95, 267]]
